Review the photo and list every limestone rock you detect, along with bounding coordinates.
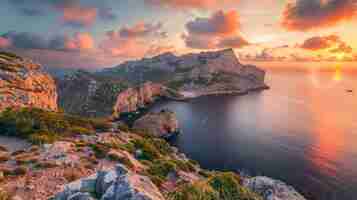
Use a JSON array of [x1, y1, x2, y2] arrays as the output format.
[[243, 176, 307, 200], [54, 164, 164, 200], [0, 52, 58, 112], [133, 109, 179, 137], [113, 82, 164, 117]]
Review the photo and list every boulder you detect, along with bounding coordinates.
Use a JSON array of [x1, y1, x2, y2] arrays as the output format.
[[133, 109, 179, 137], [243, 176, 307, 200], [54, 164, 164, 200]]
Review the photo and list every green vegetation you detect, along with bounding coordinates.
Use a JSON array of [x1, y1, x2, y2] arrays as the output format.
[[0, 51, 22, 61], [0, 108, 111, 144], [168, 182, 219, 200], [0, 189, 11, 200], [169, 172, 262, 200], [132, 137, 172, 161]]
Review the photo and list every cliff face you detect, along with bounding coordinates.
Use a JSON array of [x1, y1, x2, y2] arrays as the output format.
[[133, 109, 179, 137], [57, 70, 128, 117], [113, 82, 164, 117], [0, 52, 58, 112]]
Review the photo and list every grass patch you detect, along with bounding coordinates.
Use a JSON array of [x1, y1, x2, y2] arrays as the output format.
[[0, 108, 111, 143]]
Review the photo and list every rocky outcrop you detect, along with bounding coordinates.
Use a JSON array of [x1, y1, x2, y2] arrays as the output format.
[[133, 109, 179, 137], [54, 164, 165, 200], [112, 82, 165, 117], [0, 52, 58, 112], [58, 70, 128, 117], [244, 176, 307, 200]]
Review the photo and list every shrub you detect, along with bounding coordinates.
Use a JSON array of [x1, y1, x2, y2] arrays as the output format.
[[168, 182, 219, 200], [90, 143, 110, 159], [69, 126, 94, 135], [0, 108, 107, 143], [11, 166, 28, 176], [0, 189, 11, 200], [117, 123, 130, 132], [172, 159, 196, 173], [208, 172, 262, 200], [132, 139, 160, 161], [147, 159, 177, 180], [28, 131, 59, 144]]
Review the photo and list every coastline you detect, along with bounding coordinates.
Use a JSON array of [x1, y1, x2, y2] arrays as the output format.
[[168, 85, 270, 101]]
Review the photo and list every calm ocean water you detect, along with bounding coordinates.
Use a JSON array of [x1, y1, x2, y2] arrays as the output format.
[[150, 68, 357, 200]]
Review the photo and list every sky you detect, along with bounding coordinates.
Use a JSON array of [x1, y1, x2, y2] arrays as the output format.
[[0, 0, 356, 69]]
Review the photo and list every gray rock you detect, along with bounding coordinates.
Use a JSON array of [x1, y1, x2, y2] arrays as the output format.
[[68, 192, 94, 200], [55, 164, 164, 200], [244, 176, 307, 200], [96, 164, 129, 196], [54, 174, 97, 200]]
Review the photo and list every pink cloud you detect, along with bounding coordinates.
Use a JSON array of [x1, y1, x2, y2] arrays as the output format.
[[119, 22, 163, 38], [145, 0, 238, 9], [61, 5, 97, 27], [0, 37, 12, 48], [183, 10, 249, 49], [282, 0, 356, 31], [64, 33, 95, 51]]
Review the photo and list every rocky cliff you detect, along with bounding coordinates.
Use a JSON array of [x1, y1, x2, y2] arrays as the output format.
[[57, 70, 128, 117], [133, 109, 179, 137], [112, 82, 166, 118], [0, 52, 58, 112]]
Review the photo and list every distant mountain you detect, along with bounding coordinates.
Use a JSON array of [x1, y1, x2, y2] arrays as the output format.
[[58, 49, 268, 117]]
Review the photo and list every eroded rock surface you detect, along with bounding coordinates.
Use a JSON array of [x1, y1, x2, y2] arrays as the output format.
[[0, 52, 58, 111], [113, 82, 165, 117], [244, 176, 307, 200], [54, 164, 165, 200], [133, 110, 179, 137]]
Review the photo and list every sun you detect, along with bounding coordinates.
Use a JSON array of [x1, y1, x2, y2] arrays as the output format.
[[336, 53, 345, 61]]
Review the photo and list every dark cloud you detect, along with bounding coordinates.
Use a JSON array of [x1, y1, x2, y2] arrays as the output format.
[[98, 8, 117, 21], [2, 32, 49, 50], [7, 0, 116, 27], [282, 0, 357, 31], [1, 31, 94, 52], [298, 34, 353, 53], [183, 10, 249, 49], [186, 10, 240, 36]]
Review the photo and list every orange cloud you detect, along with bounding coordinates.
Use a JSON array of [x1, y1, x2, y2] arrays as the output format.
[[64, 32, 95, 51], [299, 35, 340, 50], [145, 0, 238, 9], [119, 22, 164, 38], [100, 22, 172, 59], [282, 0, 356, 31], [183, 10, 249, 49], [62, 5, 97, 27]]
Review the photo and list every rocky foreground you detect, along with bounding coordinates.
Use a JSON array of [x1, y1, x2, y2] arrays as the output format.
[[0, 129, 306, 200]]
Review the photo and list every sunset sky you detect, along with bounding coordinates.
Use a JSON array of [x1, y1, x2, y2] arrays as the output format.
[[0, 0, 356, 69]]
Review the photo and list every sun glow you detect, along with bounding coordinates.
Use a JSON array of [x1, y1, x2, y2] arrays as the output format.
[[333, 66, 342, 82]]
